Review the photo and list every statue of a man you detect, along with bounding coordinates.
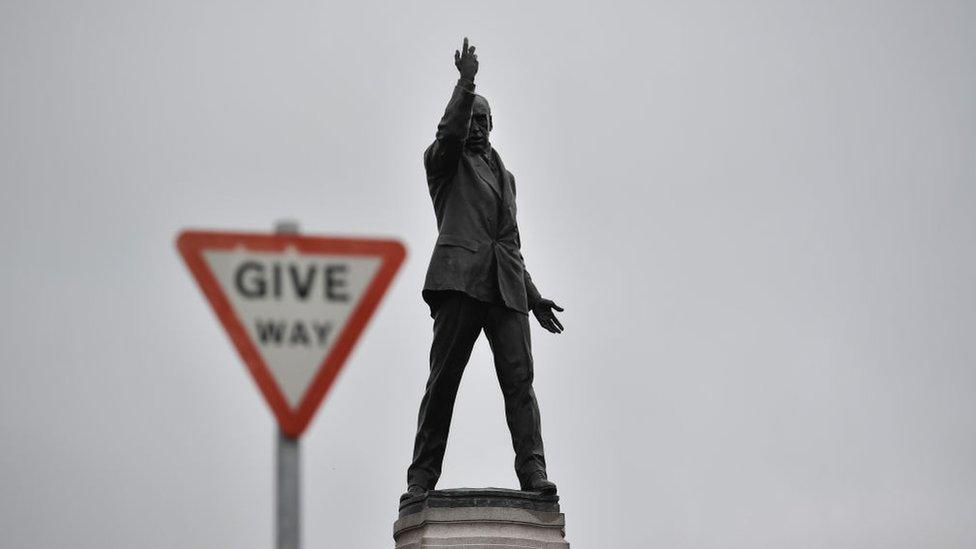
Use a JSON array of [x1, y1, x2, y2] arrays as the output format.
[[404, 38, 565, 501]]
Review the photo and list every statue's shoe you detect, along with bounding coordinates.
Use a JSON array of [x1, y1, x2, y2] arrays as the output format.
[[399, 484, 428, 502], [522, 472, 557, 495]]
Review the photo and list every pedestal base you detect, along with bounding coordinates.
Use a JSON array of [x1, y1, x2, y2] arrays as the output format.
[[394, 488, 569, 549]]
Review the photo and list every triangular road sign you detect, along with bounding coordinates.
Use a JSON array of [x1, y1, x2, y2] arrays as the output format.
[[177, 230, 406, 438]]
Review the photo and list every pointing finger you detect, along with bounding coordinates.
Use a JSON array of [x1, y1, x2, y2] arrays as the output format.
[[463, 37, 469, 54]]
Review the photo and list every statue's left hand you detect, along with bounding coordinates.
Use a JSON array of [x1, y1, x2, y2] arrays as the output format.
[[532, 299, 565, 334]]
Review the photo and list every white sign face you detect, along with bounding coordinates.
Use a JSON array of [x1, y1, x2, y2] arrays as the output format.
[[202, 247, 382, 407], [178, 230, 405, 437]]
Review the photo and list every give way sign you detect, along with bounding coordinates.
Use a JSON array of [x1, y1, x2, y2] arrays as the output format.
[[177, 230, 406, 437]]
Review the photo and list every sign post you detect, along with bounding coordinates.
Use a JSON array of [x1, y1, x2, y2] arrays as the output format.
[[176, 223, 406, 548], [273, 220, 301, 549], [277, 428, 300, 549]]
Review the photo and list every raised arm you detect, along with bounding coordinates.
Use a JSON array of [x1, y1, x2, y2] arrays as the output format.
[[425, 38, 479, 176]]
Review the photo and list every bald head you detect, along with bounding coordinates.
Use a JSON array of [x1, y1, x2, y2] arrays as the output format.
[[467, 94, 493, 152], [473, 94, 492, 124]]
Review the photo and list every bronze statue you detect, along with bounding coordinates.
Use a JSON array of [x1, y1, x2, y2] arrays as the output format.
[[404, 38, 565, 501]]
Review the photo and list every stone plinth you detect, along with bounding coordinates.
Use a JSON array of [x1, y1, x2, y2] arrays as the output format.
[[394, 488, 569, 548]]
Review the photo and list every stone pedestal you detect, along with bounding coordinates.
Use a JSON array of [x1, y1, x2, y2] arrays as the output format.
[[394, 488, 569, 548]]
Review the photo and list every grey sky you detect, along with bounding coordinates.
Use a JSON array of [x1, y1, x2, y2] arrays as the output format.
[[1, 1, 974, 547]]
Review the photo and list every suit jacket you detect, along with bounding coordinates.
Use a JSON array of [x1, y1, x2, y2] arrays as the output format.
[[422, 78, 542, 314]]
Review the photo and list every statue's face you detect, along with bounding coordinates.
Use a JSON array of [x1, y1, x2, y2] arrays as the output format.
[[467, 96, 492, 151]]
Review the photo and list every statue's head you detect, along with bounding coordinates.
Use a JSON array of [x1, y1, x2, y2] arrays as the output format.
[[467, 94, 493, 152]]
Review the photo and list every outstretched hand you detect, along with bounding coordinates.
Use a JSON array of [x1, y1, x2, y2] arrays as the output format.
[[454, 37, 478, 81], [532, 299, 565, 334]]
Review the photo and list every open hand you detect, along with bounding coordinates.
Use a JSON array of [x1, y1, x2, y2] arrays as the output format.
[[532, 298, 564, 334], [454, 37, 478, 81]]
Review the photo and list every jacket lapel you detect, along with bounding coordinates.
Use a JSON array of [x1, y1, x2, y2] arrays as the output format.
[[493, 151, 515, 210], [470, 152, 503, 199]]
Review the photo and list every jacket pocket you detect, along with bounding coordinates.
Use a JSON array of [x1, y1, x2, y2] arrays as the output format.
[[436, 234, 480, 253]]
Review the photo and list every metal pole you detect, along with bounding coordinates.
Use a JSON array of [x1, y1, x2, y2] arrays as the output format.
[[274, 220, 301, 549], [276, 429, 301, 549]]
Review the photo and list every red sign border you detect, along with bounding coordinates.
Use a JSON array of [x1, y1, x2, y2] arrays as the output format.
[[176, 230, 406, 438]]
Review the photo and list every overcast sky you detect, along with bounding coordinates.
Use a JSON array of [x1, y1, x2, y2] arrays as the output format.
[[2, 1, 975, 547]]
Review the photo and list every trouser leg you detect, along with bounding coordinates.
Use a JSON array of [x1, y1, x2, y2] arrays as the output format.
[[407, 292, 485, 489], [483, 303, 547, 486]]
